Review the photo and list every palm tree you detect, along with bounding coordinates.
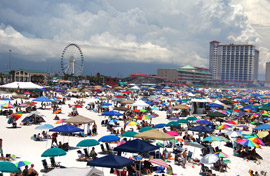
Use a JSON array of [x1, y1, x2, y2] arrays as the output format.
[[9, 70, 15, 82]]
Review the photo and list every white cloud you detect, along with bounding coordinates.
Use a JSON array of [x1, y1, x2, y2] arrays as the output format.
[[0, 0, 269, 76]]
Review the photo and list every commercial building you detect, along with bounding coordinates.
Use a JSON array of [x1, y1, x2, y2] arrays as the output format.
[[265, 62, 270, 87], [209, 41, 259, 85], [157, 69, 178, 82], [177, 65, 212, 84], [157, 66, 212, 84], [14, 69, 47, 83]]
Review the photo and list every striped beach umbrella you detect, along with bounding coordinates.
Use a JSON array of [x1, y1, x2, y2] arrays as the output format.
[[149, 159, 170, 168], [217, 124, 232, 130]]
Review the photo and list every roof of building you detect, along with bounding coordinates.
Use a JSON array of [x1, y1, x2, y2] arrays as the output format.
[[17, 69, 46, 73], [219, 44, 253, 47], [210, 40, 220, 43], [177, 69, 212, 75], [180, 65, 195, 70]]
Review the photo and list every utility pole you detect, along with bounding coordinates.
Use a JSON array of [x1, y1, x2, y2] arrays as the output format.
[[9, 49, 12, 71]]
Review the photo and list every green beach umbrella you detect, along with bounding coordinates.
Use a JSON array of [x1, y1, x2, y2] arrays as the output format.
[[139, 126, 153, 132], [216, 136, 229, 142], [140, 109, 147, 112], [167, 121, 180, 127], [76, 139, 99, 147], [41, 148, 66, 157], [177, 119, 189, 124], [186, 116, 197, 121], [0, 161, 19, 173], [202, 136, 221, 142], [121, 131, 138, 137], [15, 161, 31, 168]]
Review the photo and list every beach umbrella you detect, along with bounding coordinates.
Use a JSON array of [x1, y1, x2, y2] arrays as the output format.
[[214, 152, 229, 158], [186, 142, 205, 149], [216, 136, 229, 142], [125, 121, 138, 126], [249, 137, 265, 146], [149, 159, 170, 168], [253, 123, 270, 130], [167, 121, 180, 127], [227, 131, 242, 138], [121, 131, 138, 137], [177, 119, 189, 124], [138, 115, 151, 120], [236, 139, 259, 148], [223, 160, 231, 164], [242, 133, 257, 139], [102, 111, 123, 116], [154, 123, 168, 128], [55, 119, 67, 124], [35, 124, 54, 130], [108, 119, 119, 124], [15, 161, 31, 168], [139, 126, 153, 132], [73, 104, 82, 108], [41, 148, 66, 157], [202, 136, 221, 142], [9, 111, 23, 120], [49, 124, 83, 133], [98, 134, 120, 143], [53, 109, 62, 114], [207, 111, 227, 117], [2, 98, 11, 101], [186, 116, 197, 121], [168, 117, 178, 121], [166, 131, 179, 136], [87, 154, 133, 169], [197, 120, 213, 125], [188, 126, 214, 133], [217, 124, 232, 130], [176, 138, 184, 142], [226, 120, 238, 125], [102, 103, 112, 106], [0, 161, 19, 173], [207, 103, 224, 108], [201, 154, 219, 164], [76, 139, 99, 147], [1, 103, 14, 108], [257, 131, 269, 138], [33, 96, 52, 102], [114, 139, 159, 154]]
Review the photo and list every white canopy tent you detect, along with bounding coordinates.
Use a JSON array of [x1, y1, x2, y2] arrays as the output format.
[[44, 167, 104, 176], [131, 100, 150, 107], [0, 82, 43, 89]]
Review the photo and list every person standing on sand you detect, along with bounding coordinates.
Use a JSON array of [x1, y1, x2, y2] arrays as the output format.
[[51, 132, 58, 147]]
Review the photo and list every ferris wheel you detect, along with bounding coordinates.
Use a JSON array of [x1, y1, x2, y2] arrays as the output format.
[[61, 43, 84, 76]]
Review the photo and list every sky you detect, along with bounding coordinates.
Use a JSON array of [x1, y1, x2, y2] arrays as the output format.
[[0, 0, 269, 79]]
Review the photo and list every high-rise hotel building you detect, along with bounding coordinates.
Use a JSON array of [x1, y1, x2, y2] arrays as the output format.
[[209, 41, 259, 84]]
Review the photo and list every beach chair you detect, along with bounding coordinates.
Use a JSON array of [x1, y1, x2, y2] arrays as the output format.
[[41, 159, 53, 173], [105, 143, 113, 152], [187, 151, 193, 160], [83, 148, 91, 159], [50, 157, 61, 168], [199, 164, 208, 176], [99, 144, 108, 154]]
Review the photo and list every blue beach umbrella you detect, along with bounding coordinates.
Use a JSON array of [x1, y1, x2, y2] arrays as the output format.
[[154, 123, 168, 128], [99, 134, 120, 142]]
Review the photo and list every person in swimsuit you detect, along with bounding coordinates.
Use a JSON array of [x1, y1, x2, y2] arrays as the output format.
[[28, 164, 38, 176]]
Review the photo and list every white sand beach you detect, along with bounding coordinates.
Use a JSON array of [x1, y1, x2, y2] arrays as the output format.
[[0, 93, 270, 176]]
